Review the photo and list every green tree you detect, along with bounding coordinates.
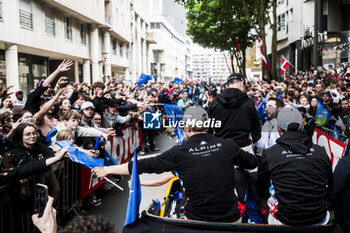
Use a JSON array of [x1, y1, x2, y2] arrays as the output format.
[[182, 0, 254, 75]]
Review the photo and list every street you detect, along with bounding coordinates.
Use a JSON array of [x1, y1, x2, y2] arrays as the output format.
[[88, 131, 177, 233]]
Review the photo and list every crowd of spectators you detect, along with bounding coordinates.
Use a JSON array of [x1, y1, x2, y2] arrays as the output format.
[[0, 59, 350, 232]]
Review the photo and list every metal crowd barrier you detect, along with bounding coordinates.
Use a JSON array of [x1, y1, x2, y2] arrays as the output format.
[[320, 127, 348, 144], [0, 159, 81, 233]]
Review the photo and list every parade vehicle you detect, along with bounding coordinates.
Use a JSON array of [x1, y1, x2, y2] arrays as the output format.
[[123, 177, 342, 233]]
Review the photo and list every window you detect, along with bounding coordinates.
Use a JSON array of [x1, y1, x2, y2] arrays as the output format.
[[112, 40, 117, 55], [150, 22, 161, 29], [277, 12, 287, 32], [19, 0, 32, 29], [45, 9, 55, 36], [64, 16, 72, 41], [93, 0, 99, 6], [119, 43, 123, 57], [80, 23, 87, 45], [121, 13, 125, 25], [0, 0, 3, 21], [114, 7, 118, 23]]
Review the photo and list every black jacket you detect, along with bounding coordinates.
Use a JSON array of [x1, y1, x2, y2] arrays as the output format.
[[257, 131, 332, 225], [129, 133, 258, 222], [12, 143, 55, 167], [208, 88, 261, 147], [23, 84, 48, 114], [330, 155, 350, 233], [0, 159, 47, 186]]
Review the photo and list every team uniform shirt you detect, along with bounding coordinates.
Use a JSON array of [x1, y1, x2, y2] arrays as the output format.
[[128, 133, 258, 222]]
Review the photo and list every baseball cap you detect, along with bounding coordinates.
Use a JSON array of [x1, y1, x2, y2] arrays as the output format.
[[81, 101, 95, 110], [183, 107, 208, 123], [225, 73, 245, 85], [277, 106, 303, 131], [15, 90, 23, 95]]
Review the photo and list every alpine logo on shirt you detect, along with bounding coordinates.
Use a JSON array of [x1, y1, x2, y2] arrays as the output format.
[[188, 143, 222, 157]]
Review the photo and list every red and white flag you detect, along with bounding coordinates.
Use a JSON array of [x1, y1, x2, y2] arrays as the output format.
[[256, 36, 270, 71], [280, 56, 291, 75]]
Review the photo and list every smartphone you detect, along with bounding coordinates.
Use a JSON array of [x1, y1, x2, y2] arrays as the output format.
[[34, 183, 48, 218]]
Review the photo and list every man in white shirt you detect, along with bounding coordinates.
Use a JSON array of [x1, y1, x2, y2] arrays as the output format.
[[255, 97, 285, 150]]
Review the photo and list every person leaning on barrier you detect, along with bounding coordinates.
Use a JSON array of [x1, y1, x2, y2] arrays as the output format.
[[92, 107, 258, 222], [257, 106, 333, 225]]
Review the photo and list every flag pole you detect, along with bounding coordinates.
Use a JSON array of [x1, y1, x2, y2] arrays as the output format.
[[103, 177, 124, 191], [282, 55, 297, 73]]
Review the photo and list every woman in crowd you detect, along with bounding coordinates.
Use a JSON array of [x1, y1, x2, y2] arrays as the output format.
[[0, 96, 13, 114]]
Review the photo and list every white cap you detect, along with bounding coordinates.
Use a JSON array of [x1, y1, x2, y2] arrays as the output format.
[[277, 106, 303, 131], [81, 101, 95, 110], [183, 107, 208, 122]]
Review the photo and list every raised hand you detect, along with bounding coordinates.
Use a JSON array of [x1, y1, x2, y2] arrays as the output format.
[[57, 60, 73, 73]]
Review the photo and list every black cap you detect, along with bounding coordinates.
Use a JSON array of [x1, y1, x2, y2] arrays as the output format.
[[225, 73, 245, 84]]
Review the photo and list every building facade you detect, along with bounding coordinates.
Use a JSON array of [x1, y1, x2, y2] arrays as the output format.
[[265, 0, 350, 76], [147, 0, 188, 81], [192, 47, 232, 81], [0, 0, 189, 95]]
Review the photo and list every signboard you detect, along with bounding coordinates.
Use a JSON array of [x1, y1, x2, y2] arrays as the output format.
[[80, 127, 143, 199], [312, 128, 346, 171]]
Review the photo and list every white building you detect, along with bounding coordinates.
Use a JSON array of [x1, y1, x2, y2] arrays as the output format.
[[147, 0, 187, 82], [0, 0, 182, 96], [192, 46, 231, 81]]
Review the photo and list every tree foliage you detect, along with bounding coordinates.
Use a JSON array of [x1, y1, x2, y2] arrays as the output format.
[[180, 0, 255, 75]]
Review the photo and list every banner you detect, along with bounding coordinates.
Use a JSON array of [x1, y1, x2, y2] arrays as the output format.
[[80, 127, 143, 199], [312, 128, 346, 171]]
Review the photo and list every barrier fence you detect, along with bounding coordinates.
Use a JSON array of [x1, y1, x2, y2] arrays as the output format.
[[0, 126, 142, 233]]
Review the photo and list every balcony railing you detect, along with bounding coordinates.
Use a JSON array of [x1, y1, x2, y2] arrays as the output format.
[[19, 9, 33, 29], [45, 17, 55, 36]]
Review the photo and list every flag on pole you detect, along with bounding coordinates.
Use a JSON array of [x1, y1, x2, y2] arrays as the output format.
[[173, 77, 183, 84], [124, 147, 142, 227], [56, 140, 104, 169], [256, 36, 271, 71], [280, 56, 291, 75], [136, 73, 152, 87], [315, 100, 332, 127]]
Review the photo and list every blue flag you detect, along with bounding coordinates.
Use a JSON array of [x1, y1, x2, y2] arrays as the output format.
[[67, 146, 104, 169], [315, 100, 332, 127], [136, 73, 152, 87], [124, 147, 141, 226], [257, 101, 267, 123], [56, 140, 104, 169], [173, 77, 183, 84], [103, 149, 118, 166], [164, 104, 185, 144]]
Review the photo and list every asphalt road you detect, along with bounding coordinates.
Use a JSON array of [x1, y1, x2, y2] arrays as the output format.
[[88, 131, 177, 233]]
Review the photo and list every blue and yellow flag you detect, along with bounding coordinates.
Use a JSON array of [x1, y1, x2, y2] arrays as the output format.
[[315, 100, 332, 127]]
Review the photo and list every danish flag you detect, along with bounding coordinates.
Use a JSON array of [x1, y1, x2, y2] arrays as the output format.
[[256, 36, 271, 71], [280, 56, 291, 75]]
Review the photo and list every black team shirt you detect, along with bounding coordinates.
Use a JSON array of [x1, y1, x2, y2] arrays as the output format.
[[128, 133, 258, 222]]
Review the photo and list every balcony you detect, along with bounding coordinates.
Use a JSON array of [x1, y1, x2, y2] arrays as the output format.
[[146, 32, 157, 44], [19, 9, 33, 29]]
